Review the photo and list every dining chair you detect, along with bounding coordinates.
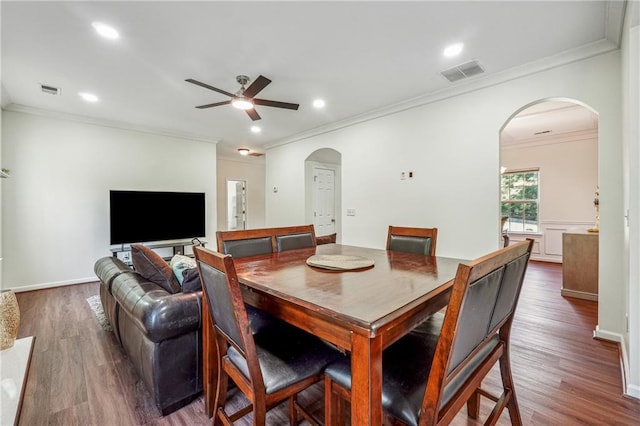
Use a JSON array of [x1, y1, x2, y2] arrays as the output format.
[[316, 233, 337, 245], [275, 224, 317, 252], [194, 246, 342, 425], [216, 229, 274, 258], [324, 239, 534, 426], [386, 225, 438, 256]]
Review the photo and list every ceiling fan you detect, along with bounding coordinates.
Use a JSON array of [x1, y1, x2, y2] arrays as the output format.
[[185, 75, 299, 121]]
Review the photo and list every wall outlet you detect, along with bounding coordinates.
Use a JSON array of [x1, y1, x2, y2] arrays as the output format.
[[346, 208, 356, 216], [400, 171, 407, 180]]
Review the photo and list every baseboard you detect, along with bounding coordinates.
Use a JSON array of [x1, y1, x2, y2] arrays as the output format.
[[561, 288, 598, 301], [627, 384, 640, 400], [9, 277, 97, 293], [593, 327, 639, 401]]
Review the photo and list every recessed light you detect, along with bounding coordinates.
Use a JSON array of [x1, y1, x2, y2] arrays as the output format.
[[250, 126, 261, 133], [313, 99, 326, 109], [92, 22, 119, 40], [79, 92, 99, 103], [443, 42, 464, 58]]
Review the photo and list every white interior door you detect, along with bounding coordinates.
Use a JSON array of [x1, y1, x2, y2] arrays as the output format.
[[312, 167, 336, 236], [227, 180, 246, 230]]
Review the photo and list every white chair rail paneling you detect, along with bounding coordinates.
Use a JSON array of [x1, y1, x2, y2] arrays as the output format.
[[507, 221, 594, 262]]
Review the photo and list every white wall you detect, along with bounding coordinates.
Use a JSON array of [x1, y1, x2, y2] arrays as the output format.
[[267, 52, 621, 259], [216, 157, 266, 231], [502, 131, 598, 262], [1, 110, 217, 292], [0, 103, 3, 290], [266, 50, 629, 382], [621, 0, 640, 399]]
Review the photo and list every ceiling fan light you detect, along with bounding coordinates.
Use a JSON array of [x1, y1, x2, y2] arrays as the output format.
[[232, 97, 254, 110], [238, 148, 250, 156]]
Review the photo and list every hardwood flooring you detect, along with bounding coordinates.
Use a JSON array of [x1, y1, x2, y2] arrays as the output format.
[[14, 261, 640, 425]]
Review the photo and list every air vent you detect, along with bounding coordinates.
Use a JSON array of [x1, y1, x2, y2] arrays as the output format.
[[40, 84, 61, 95], [440, 60, 485, 83]]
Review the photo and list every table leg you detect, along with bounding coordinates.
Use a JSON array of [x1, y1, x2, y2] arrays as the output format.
[[350, 333, 383, 425]]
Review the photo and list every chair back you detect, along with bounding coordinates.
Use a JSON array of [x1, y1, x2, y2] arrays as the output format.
[[194, 247, 264, 389], [316, 233, 337, 245], [217, 225, 317, 256], [275, 224, 316, 252], [423, 239, 533, 422], [387, 226, 438, 256], [216, 228, 274, 258]]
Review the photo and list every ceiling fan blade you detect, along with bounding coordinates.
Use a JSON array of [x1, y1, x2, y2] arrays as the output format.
[[195, 100, 232, 109], [246, 108, 261, 121], [185, 78, 235, 98], [242, 75, 271, 98], [253, 98, 300, 110]]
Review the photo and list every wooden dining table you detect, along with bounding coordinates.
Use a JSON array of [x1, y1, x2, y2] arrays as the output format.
[[228, 243, 466, 425]]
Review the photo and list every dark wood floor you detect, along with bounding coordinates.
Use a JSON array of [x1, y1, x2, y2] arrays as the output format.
[[14, 261, 640, 425]]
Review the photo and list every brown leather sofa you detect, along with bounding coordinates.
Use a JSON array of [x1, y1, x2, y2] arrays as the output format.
[[94, 255, 203, 415]]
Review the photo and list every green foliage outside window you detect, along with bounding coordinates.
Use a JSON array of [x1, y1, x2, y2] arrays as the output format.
[[501, 171, 539, 233]]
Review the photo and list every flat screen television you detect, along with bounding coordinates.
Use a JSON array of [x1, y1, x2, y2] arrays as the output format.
[[110, 190, 205, 245]]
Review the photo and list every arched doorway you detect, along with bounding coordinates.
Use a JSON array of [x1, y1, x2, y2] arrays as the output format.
[[305, 148, 342, 239], [499, 98, 599, 265]]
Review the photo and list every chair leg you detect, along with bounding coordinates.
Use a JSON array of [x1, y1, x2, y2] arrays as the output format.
[[324, 375, 347, 426], [252, 398, 267, 426], [466, 388, 481, 419], [214, 374, 229, 426], [289, 396, 298, 425], [498, 347, 523, 426]]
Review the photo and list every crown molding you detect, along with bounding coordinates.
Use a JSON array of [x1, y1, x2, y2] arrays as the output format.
[[217, 154, 266, 164], [605, 0, 627, 46], [2, 103, 220, 145], [501, 128, 598, 150], [265, 39, 618, 151]]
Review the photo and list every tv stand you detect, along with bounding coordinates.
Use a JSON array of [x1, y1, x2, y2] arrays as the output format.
[[110, 240, 206, 265]]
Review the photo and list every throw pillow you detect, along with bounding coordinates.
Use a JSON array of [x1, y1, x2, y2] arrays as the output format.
[[181, 267, 202, 293], [170, 254, 197, 285], [169, 254, 201, 293], [131, 244, 182, 294]]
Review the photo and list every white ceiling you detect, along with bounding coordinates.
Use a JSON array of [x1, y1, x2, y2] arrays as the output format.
[[0, 1, 623, 159]]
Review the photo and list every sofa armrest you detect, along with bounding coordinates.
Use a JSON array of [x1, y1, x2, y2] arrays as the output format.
[[126, 289, 202, 343], [96, 256, 202, 342], [94, 256, 139, 294]]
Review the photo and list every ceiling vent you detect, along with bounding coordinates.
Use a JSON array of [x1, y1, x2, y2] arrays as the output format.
[[440, 60, 485, 83], [40, 84, 61, 95]]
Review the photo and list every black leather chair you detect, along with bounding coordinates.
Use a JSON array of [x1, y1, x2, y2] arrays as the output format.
[[275, 226, 316, 252], [219, 235, 273, 258], [386, 226, 438, 256], [324, 239, 533, 426], [194, 246, 341, 425]]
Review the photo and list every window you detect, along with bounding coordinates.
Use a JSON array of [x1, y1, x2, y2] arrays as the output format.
[[501, 169, 539, 233]]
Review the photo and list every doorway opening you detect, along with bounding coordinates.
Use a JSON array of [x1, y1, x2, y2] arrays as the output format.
[[305, 148, 342, 239], [499, 98, 599, 266], [227, 179, 247, 230]]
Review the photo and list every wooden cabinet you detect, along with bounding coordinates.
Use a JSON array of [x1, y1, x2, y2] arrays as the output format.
[[562, 229, 598, 301]]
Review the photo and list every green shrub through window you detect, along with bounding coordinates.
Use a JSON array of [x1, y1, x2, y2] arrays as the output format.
[[501, 170, 539, 233]]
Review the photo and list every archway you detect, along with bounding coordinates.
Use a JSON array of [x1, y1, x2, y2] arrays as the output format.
[[304, 148, 342, 240], [499, 97, 599, 282]]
